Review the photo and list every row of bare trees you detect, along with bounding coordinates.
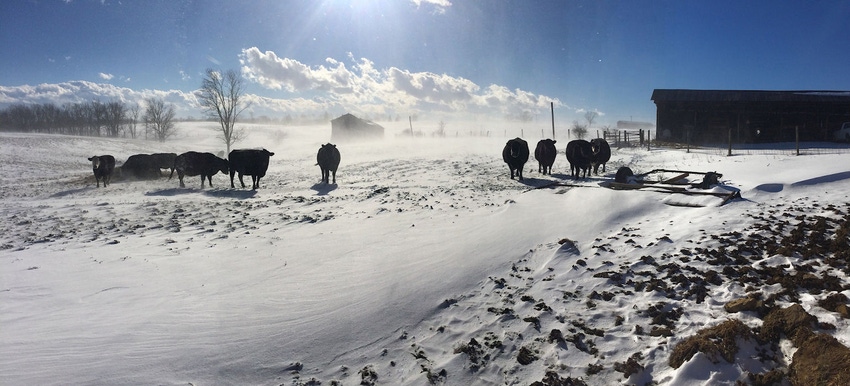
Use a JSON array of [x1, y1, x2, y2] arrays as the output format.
[[0, 68, 250, 149], [0, 98, 180, 141], [0, 101, 135, 137]]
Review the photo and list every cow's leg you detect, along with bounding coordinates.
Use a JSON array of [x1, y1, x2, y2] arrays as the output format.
[[179, 174, 186, 188], [331, 170, 336, 184], [508, 165, 515, 179], [230, 171, 236, 188], [253, 176, 260, 190], [238, 173, 246, 188], [518, 167, 523, 181]]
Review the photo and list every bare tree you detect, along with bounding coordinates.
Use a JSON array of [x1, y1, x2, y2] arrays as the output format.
[[572, 120, 588, 139], [434, 120, 447, 137], [198, 68, 250, 154], [144, 97, 177, 142], [103, 101, 126, 137], [127, 104, 140, 139], [584, 111, 598, 130]]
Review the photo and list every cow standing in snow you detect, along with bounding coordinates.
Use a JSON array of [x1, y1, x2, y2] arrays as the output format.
[[502, 137, 530, 181], [566, 140, 593, 179], [534, 139, 557, 175], [121, 154, 161, 180], [170, 151, 229, 188], [316, 143, 341, 184], [150, 153, 177, 177], [228, 148, 275, 190], [589, 138, 611, 175], [88, 155, 115, 187]]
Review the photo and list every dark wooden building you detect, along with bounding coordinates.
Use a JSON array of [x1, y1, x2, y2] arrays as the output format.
[[651, 89, 850, 144]]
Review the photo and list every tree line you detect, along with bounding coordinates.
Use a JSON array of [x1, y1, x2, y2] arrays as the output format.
[[0, 98, 178, 141], [0, 68, 250, 151]]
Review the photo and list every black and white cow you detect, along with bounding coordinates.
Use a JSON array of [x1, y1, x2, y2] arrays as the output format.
[[316, 143, 341, 184], [589, 138, 611, 175], [170, 151, 229, 188], [228, 148, 275, 189], [88, 155, 115, 187]]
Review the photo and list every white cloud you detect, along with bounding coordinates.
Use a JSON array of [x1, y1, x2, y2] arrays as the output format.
[[0, 81, 199, 112], [410, 0, 452, 14], [99, 73, 114, 80], [239, 47, 562, 119], [2, 50, 576, 121]]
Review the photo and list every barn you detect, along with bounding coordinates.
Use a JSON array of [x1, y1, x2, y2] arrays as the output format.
[[651, 89, 850, 144], [331, 113, 384, 141]]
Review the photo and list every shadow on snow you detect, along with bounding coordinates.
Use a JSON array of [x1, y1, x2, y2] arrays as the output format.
[[145, 188, 258, 199], [310, 183, 338, 196]]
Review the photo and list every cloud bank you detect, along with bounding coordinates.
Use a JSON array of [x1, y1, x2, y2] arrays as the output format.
[[1, 49, 566, 122], [0, 81, 199, 113], [239, 47, 561, 120]]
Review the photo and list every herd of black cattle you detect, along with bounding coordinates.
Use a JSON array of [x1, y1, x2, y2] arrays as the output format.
[[87, 144, 341, 189], [503, 137, 611, 181], [85, 138, 606, 190]]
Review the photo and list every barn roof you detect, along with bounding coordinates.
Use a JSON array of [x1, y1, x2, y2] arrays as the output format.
[[651, 89, 850, 103]]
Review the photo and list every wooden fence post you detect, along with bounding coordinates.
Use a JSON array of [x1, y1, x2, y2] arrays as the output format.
[[796, 126, 800, 156], [727, 127, 732, 156]]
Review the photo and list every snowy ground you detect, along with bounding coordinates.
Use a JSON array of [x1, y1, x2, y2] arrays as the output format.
[[1, 122, 850, 385]]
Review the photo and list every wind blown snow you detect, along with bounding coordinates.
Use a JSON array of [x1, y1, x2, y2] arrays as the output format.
[[1, 123, 849, 385]]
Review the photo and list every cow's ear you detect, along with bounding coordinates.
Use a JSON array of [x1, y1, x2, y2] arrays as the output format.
[[553, 140, 557, 144], [87, 157, 94, 161]]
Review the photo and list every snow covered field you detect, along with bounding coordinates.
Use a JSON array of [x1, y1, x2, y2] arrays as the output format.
[[1, 122, 850, 385]]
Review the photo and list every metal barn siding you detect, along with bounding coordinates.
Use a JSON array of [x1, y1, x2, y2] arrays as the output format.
[[651, 90, 850, 144]]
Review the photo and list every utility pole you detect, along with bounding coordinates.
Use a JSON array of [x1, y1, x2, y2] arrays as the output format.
[[550, 102, 555, 139]]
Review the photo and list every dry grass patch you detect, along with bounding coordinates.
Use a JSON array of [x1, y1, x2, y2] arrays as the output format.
[[789, 332, 850, 386], [669, 319, 754, 368]]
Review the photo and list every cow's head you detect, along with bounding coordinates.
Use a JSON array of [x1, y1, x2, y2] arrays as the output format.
[[509, 140, 522, 158], [88, 156, 100, 169], [590, 139, 602, 154], [218, 158, 230, 174]]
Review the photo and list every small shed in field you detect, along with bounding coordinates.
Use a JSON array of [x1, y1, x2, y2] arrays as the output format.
[[651, 89, 850, 144], [331, 113, 384, 141]]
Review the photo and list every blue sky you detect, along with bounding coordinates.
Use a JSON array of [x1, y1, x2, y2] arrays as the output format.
[[2, 0, 850, 126]]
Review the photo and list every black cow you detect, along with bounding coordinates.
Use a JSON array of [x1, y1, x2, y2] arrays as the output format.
[[565, 140, 593, 179], [534, 139, 557, 175], [88, 155, 115, 187], [150, 153, 177, 176], [502, 137, 530, 181], [316, 143, 341, 184], [229, 148, 275, 189], [589, 138, 611, 175], [121, 154, 161, 180], [170, 151, 229, 188]]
